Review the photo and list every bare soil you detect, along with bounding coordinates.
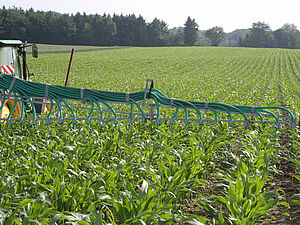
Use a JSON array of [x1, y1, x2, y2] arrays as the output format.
[[186, 130, 300, 224], [262, 158, 300, 225]]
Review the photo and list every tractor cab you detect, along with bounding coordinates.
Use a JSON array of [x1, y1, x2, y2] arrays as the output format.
[[0, 40, 40, 120], [0, 40, 38, 80]]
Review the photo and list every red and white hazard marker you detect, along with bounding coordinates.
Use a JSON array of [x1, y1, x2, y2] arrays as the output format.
[[1, 65, 15, 75]]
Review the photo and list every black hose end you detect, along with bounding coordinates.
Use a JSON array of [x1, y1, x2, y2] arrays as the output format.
[[147, 81, 153, 99]]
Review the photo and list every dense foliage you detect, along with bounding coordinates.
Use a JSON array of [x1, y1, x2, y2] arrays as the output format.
[[183, 17, 198, 46], [239, 22, 300, 49], [0, 7, 169, 47], [1, 121, 293, 224], [205, 26, 226, 46], [1, 7, 300, 48], [0, 47, 299, 224]]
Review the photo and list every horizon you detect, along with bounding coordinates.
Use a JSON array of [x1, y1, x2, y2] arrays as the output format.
[[2, 0, 300, 33]]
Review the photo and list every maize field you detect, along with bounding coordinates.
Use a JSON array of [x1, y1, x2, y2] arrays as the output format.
[[0, 47, 299, 224]]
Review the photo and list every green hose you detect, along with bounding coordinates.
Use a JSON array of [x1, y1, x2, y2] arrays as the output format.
[[0, 74, 296, 131]]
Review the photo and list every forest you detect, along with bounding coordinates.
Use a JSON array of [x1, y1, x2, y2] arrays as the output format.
[[0, 7, 299, 48]]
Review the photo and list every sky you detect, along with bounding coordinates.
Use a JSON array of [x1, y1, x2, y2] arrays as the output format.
[[2, 0, 300, 32]]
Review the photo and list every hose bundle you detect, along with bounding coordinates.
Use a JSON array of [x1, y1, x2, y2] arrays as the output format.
[[0, 74, 296, 129]]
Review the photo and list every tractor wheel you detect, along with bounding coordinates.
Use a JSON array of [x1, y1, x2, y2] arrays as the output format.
[[6, 100, 21, 117], [0, 102, 10, 121], [0, 100, 22, 122]]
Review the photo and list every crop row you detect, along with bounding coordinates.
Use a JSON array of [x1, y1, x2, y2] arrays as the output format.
[[0, 47, 298, 224], [29, 47, 300, 116], [1, 121, 295, 224]]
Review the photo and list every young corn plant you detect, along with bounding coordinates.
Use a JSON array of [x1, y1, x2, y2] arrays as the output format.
[[196, 128, 281, 224], [104, 180, 176, 224], [198, 171, 279, 224]]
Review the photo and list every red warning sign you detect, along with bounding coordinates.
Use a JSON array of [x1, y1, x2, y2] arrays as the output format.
[[1, 65, 15, 75]]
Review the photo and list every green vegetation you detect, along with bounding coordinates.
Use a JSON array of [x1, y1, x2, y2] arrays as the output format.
[[1, 7, 300, 48], [0, 46, 299, 224], [184, 17, 199, 46], [30, 47, 300, 115], [205, 27, 226, 46], [240, 23, 300, 49]]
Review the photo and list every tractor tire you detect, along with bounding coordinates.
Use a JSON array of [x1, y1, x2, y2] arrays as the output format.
[[0, 102, 10, 121]]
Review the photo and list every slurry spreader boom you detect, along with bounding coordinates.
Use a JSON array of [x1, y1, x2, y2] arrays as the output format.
[[0, 40, 296, 132], [0, 75, 296, 129]]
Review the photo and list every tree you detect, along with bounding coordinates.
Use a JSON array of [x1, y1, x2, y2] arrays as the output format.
[[240, 22, 275, 48], [0, 7, 28, 40], [133, 16, 147, 46], [296, 32, 300, 49], [56, 14, 77, 44], [169, 27, 184, 46], [225, 29, 249, 47], [205, 26, 226, 46], [274, 28, 289, 48], [274, 24, 299, 49], [183, 17, 198, 45], [113, 14, 147, 46], [92, 14, 116, 45], [0, 7, 8, 38], [73, 12, 94, 45], [25, 9, 48, 43], [282, 24, 298, 48], [146, 18, 169, 46]]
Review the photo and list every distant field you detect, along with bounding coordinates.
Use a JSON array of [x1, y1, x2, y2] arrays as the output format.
[[29, 46, 300, 115], [27, 43, 130, 54]]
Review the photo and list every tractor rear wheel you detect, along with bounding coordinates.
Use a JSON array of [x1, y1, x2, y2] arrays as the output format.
[[0, 102, 10, 121]]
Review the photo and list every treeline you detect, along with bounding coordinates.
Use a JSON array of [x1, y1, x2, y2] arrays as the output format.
[[0, 7, 299, 48], [0, 7, 174, 46], [239, 22, 300, 49]]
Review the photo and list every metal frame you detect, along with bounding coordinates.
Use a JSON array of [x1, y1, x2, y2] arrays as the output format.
[[0, 96, 296, 129]]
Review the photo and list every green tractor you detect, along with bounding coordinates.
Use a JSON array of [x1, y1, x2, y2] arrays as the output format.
[[0, 40, 38, 80], [0, 40, 40, 119]]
